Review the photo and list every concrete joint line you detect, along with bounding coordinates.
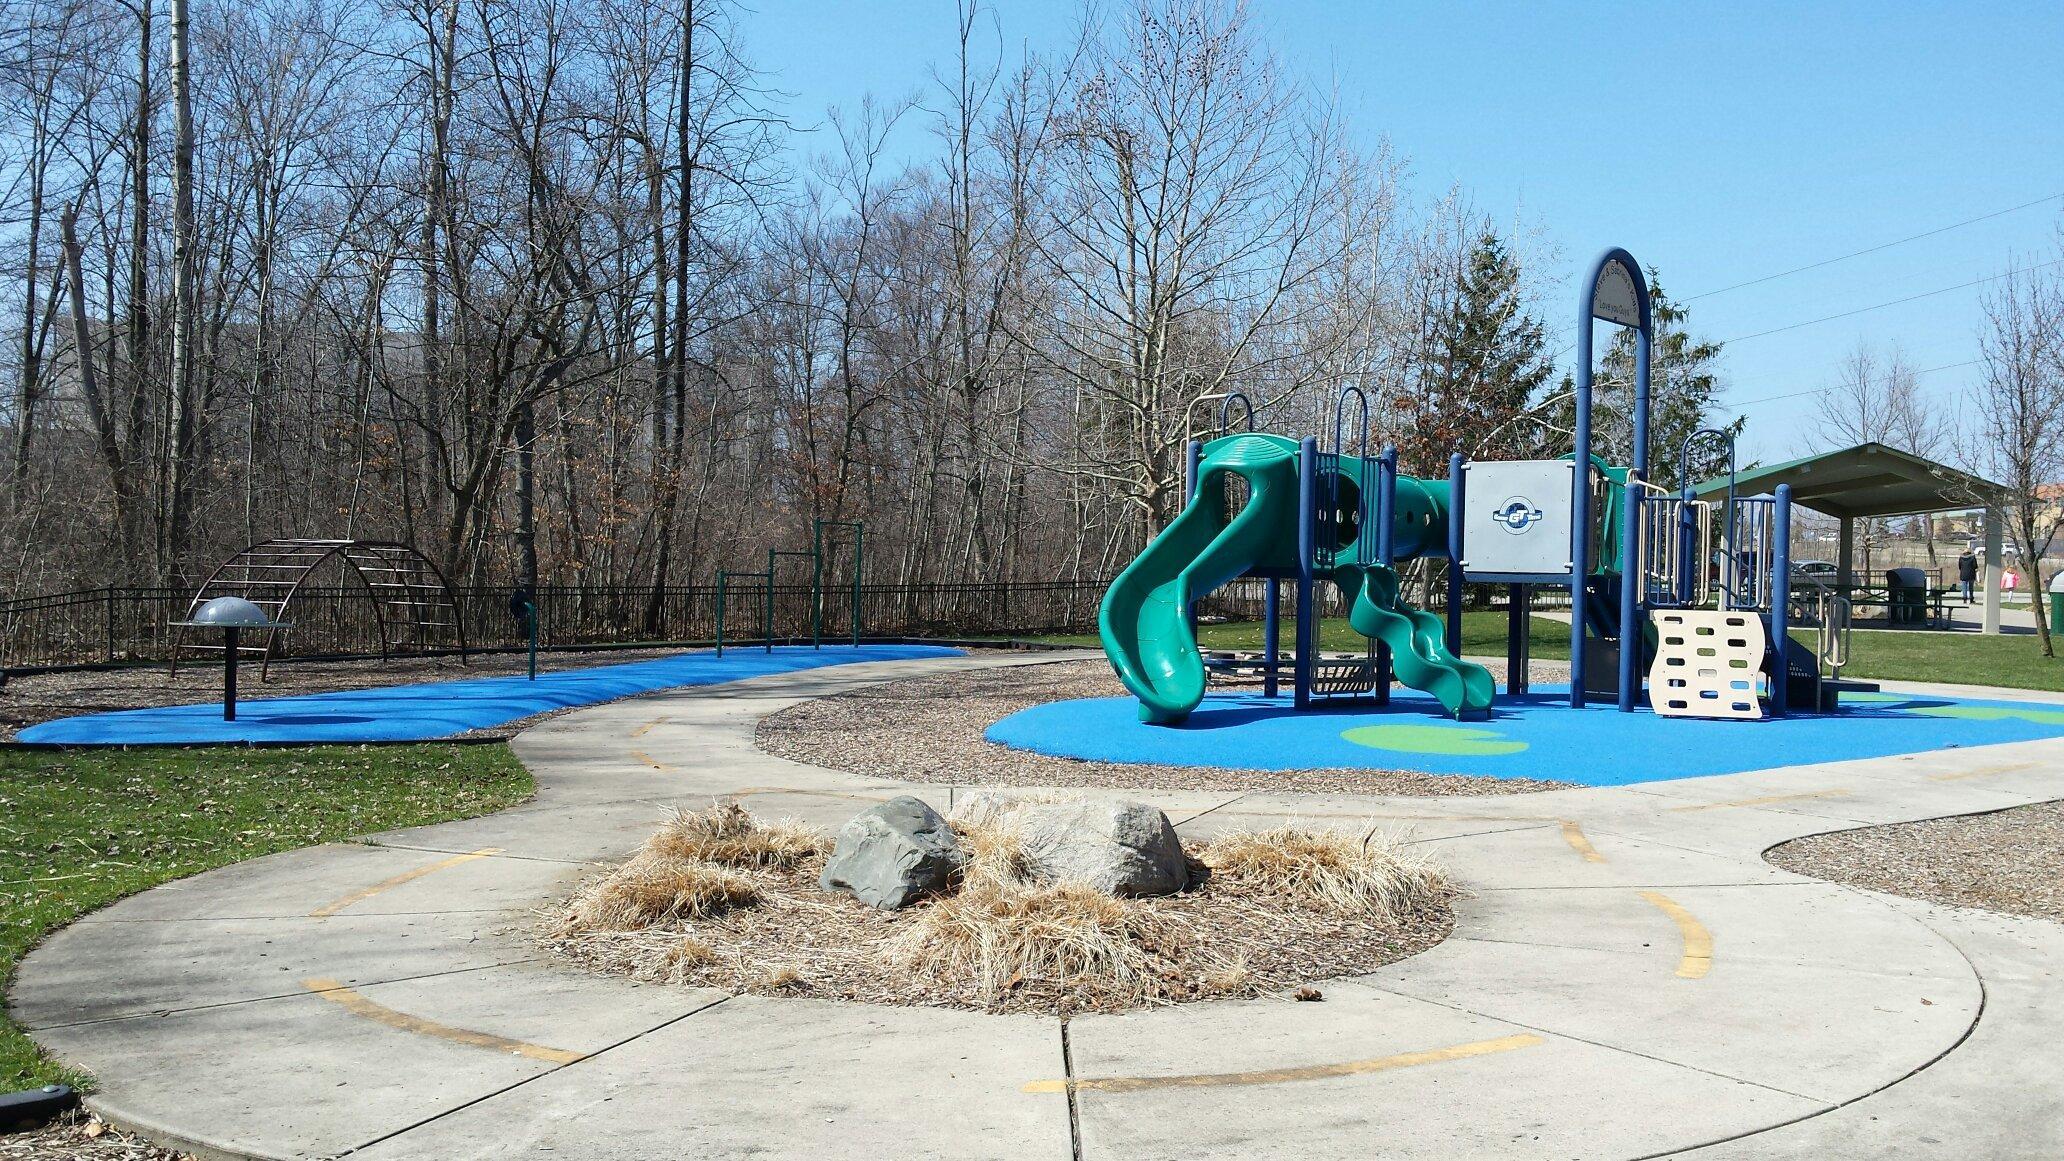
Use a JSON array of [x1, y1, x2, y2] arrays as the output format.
[[335, 995, 736, 1158], [1170, 792, 1251, 827], [354, 840, 592, 867], [1628, 929, 1992, 1159], [35, 957, 548, 1032], [1351, 981, 1827, 1105]]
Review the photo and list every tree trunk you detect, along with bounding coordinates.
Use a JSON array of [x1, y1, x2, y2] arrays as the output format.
[[164, 0, 199, 583]]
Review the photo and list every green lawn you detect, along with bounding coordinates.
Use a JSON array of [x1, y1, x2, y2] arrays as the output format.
[[1020, 610, 1575, 660], [1810, 629, 2064, 693], [0, 744, 534, 1090], [1022, 613, 2064, 692]]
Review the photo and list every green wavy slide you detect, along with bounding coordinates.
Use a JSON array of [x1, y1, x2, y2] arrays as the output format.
[[1334, 562, 1496, 719], [1099, 432, 1495, 723]]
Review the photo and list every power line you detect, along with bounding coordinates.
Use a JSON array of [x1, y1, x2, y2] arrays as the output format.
[[1685, 192, 2064, 302], [1716, 257, 2064, 346], [1723, 358, 1981, 411]]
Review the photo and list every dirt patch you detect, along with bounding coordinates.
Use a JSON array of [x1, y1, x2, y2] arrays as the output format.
[[545, 803, 1453, 1016], [1768, 802, 2064, 921], [756, 658, 1574, 795], [0, 646, 735, 742]]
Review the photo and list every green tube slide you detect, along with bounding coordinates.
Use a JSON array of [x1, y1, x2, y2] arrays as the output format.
[[1099, 432, 1496, 724], [1335, 563, 1496, 718], [1099, 434, 1301, 724]]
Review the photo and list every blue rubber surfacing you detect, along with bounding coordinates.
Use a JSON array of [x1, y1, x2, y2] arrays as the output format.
[[20, 645, 964, 746], [985, 685, 2064, 786]]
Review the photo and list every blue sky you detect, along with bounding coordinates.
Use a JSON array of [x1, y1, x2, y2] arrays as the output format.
[[742, 1, 2064, 467]]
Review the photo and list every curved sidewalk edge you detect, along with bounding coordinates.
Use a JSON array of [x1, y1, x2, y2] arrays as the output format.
[[9, 655, 2062, 1159]]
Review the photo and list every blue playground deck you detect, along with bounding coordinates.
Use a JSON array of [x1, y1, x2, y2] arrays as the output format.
[[985, 686, 2064, 785], [18, 645, 963, 746]]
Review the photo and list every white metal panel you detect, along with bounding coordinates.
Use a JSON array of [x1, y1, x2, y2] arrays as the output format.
[[1460, 459, 1576, 579]]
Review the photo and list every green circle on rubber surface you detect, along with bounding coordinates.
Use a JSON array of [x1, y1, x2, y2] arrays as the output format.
[[1908, 704, 2064, 725], [1341, 723, 1528, 756]]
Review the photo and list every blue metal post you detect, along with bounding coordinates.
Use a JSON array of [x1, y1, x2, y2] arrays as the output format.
[[1617, 468, 1642, 711], [1294, 438, 1318, 709], [1678, 478, 1697, 607], [1263, 581, 1280, 698], [1186, 438, 1204, 636], [1376, 446, 1398, 703], [1571, 315, 1593, 708], [1446, 451, 1465, 656], [1619, 259, 1653, 711], [1769, 484, 1794, 718]]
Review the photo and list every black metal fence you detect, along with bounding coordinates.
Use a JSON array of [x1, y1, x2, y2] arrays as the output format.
[[0, 579, 1116, 670], [0, 573, 1570, 672]]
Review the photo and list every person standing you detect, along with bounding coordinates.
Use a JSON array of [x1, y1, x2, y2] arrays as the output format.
[[1957, 548, 1978, 604]]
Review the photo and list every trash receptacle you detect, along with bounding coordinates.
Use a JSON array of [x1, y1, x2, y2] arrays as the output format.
[[2050, 572, 2064, 634], [1886, 567, 1927, 627]]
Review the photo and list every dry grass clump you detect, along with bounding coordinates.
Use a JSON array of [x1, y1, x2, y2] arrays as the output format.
[[890, 879, 1189, 1003], [645, 801, 828, 868], [1199, 825, 1452, 921], [558, 854, 762, 933]]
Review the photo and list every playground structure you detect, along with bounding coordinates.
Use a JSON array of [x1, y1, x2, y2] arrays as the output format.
[[714, 519, 865, 656], [170, 538, 468, 679], [1099, 248, 1870, 726]]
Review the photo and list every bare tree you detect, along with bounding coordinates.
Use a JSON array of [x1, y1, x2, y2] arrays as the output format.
[[1963, 257, 2064, 657]]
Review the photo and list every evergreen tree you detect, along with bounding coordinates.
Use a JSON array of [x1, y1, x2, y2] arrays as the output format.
[[1541, 271, 1742, 487], [1400, 231, 1555, 473]]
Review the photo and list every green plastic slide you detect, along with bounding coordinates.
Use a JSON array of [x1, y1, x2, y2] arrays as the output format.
[[1099, 434, 1301, 724], [1334, 562, 1496, 718]]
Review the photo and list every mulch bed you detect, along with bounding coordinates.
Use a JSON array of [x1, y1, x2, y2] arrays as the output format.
[[757, 658, 1576, 796], [1767, 802, 2064, 921], [544, 850, 1452, 1017], [0, 1111, 190, 1160]]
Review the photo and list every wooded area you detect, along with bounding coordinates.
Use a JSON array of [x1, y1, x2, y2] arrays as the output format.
[[0, 0, 1747, 602]]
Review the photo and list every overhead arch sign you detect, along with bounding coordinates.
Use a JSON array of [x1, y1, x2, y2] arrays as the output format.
[[1590, 255, 1643, 327]]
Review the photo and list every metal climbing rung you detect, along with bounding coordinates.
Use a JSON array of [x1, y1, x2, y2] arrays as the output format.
[[1312, 658, 1377, 695]]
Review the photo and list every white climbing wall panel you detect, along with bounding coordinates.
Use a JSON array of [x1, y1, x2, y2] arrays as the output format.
[[1649, 610, 1765, 720]]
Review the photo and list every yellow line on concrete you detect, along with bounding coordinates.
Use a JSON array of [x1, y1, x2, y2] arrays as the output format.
[[308, 849, 503, 918], [630, 748, 673, 772], [1558, 820, 1606, 863], [1022, 1033, 1543, 1095], [723, 785, 886, 805], [630, 715, 669, 738], [303, 978, 584, 1064], [1666, 789, 1848, 813], [1931, 761, 2039, 782], [1639, 891, 1713, 979]]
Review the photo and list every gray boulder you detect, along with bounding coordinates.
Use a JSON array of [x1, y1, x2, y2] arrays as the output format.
[[952, 794, 1187, 897], [819, 796, 964, 909]]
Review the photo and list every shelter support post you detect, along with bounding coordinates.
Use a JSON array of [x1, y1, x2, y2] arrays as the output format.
[[1770, 485, 1794, 719], [1837, 516, 1855, 588], [1983, 507, 2003, 635]]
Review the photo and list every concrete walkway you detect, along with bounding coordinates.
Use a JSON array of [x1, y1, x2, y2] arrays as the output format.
[[15, 654, 2064, 1159]]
